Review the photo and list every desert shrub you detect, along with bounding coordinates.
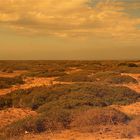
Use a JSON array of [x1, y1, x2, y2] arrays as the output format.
[[91, 72, 138, 84], [37, 94, 108, 115], [25, 70, 66, 78], [0, 76, 24, 89], [1, 83, 139, 110], [1, 68, 14, 73], [94, 71, 120, 78], [118, 63, 138, 67], [56, 71, 94, 82], [37, 84, 140, 116], [107, 75, 138, 84], [42, 109, 72, 129], [128, 63, 138, 67], [17, 87, 62, 110], [0, 97, 12, 109], [3, 115, 47, 137], [71, 108, 130, 131], [3, 109, 72, 137], [93, 71, 120, 82]]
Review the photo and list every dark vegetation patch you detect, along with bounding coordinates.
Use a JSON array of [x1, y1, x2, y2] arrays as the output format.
[[0, 60, 139, 74], [25, 68, 66, 78], [56, 71, 94, 82], [57, 71, 138, 84], [92, 71, 138, 84], [107, 75, 138, 84], [0, 76, 24, 89], [0, 109, 72, 137], [71, 108, 130, 131], [0, 83, 139, 111], [0, 107, 131, 137], [118, 63, 138, 67]]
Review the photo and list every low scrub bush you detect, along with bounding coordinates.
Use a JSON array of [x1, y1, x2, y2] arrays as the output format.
[[3, 109, 72, 137], [71, 108, 130, 131], [3, 115, 47, 137], [1, 83, 140, 110], [0, 76, 24, 89], [56, 71, 95, 82], [26, 70, 66, 78], [107, 75, 138, 84], [118, 63, 138, 67], [0, 97, 12, 109]]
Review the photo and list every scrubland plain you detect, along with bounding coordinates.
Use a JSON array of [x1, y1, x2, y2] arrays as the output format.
[[0, 60, 140, 140]]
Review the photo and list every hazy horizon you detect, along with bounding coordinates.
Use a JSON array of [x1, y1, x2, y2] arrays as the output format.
[[0, 0, 140, 60]]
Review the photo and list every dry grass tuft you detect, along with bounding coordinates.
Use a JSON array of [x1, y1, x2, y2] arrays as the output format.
[[71, 108, 130, 132]]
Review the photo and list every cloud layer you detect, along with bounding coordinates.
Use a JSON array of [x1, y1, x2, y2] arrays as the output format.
[[0, 0, 140, 39]]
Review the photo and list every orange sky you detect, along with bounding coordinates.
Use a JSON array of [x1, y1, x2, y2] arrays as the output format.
[[0, 0, 140, 60]]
